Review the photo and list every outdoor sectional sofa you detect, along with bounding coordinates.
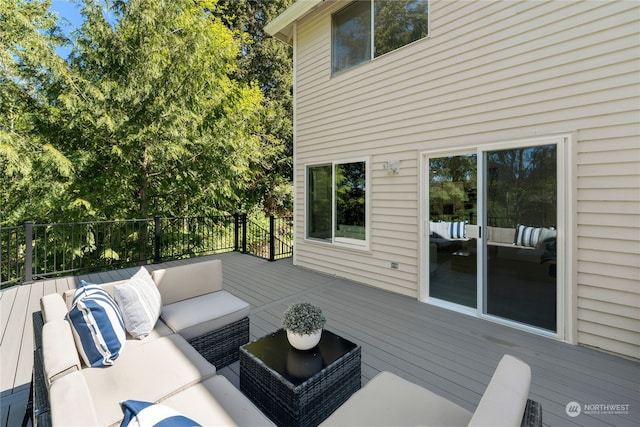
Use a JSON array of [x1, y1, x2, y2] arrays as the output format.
[[321, 354, 542, 427], [32, 259, 275, 426]]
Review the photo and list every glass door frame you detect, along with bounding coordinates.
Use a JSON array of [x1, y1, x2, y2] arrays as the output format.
[[419, 135, 574, 341]]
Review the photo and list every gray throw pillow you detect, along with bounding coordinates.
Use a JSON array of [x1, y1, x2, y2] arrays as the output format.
[[114, 267, 162, 339]]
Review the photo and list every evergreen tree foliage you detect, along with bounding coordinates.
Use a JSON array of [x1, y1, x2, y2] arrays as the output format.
[[59, 0, 267, 219], [0, 0, 73, 225], [216, 0, 294, 214], [1, 0, 290, 225]]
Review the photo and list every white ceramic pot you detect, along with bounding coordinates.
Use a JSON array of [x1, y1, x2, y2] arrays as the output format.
[[286, 329, 322, 350]]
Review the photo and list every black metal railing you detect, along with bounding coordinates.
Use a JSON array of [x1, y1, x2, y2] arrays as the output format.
[[241, 215, 294, 261], [0, 214, 293, 288]]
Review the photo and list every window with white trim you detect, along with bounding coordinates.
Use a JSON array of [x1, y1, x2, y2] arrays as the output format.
[[306, 160, 368, 247], [332, 0, 430, 74]]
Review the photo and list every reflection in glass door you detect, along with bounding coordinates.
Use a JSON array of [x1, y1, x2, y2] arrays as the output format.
[[484, 145, 557, 332], [428, 154, 478, 308]]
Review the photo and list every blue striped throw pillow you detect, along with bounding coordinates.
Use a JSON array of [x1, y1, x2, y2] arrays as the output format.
[[516, 224, 541, 248], [449, 221, 466, 239], [120, 400, 201, 427], [66, 282, 126, 367]]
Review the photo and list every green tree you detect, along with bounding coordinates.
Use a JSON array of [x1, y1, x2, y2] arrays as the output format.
[[216, 0, 294, 214], [0, 0, 73, 225], [54, 0, 267, 220]]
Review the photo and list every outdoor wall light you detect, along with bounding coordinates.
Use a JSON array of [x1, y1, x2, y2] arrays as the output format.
[[384, 160, 401, 174]]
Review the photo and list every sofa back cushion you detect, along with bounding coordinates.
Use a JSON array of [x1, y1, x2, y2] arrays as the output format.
[[152, 259, 223, 305], [468, 354, 532, 427], [63, 279, 127, 310], [486, 226, 517, 245], [66, 282, 127, 367]]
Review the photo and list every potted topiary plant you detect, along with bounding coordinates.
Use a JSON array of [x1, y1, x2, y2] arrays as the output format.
[[282, 302, 326, 350]]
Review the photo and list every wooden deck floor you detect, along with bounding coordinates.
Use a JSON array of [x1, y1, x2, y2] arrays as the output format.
[[2, 252, 638, 426]]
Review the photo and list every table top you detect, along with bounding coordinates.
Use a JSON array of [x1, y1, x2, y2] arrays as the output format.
[[241, 329, 358, 386]]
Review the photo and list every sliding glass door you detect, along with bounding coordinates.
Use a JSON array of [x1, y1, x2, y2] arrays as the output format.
[[425, 141, 560, 333], [428, 153, 478, 309], [484, 145, 557, 331]]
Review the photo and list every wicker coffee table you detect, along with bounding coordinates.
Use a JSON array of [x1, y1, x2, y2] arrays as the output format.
[[240, 329, 361, 427]]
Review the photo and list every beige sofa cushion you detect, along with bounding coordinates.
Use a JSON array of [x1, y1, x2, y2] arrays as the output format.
[[161, 290, 250, 340], [486, 226, 517, 246], [468, 355, 531, 427], [152, 259, 223, 305], [50, 371, 99, 426], [63, 280, 127, 310], [42, 320, 81, 386], [40, 293, 69, 322], [160, 375, 275, 426], [82, 334, 216, 426], [320, 371, 473, 427]]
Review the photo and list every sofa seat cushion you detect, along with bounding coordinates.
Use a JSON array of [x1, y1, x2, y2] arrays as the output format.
[[161, 290, 250, 340], [82, 334, 216, 427], [159, 375, 275, 426], [320, 371, 473, 427]]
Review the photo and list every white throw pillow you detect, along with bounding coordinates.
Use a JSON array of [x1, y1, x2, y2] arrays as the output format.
[[114, 267, 162, 339]]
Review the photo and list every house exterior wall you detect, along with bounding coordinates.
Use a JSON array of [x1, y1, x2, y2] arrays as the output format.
[[290, 0, 639, 359]]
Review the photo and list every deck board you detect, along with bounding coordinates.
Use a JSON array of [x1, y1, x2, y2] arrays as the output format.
[[1, 252, 638, 427]]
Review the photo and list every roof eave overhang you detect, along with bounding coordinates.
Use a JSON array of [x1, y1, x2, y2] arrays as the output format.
[[264, 0, 325, 45]]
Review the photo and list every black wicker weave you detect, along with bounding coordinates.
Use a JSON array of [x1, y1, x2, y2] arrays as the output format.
[[187, 316, 249, 369], [240, 330, 361, 427], [521, 398, 543, 427], [32, 311, 51, 427]]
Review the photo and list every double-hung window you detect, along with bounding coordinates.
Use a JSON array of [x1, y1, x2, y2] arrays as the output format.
[[332, 0, 430, 74], [307, 160, 369, 248]]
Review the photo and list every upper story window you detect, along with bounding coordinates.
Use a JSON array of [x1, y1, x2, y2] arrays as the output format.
[[332, 0, 429, 74]]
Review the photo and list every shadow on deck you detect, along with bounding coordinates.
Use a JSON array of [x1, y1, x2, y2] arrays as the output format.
[[2, 252, 638, 426]]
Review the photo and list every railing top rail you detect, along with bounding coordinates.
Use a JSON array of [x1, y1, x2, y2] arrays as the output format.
[[21, 216, 238, 229], [29, 218, 155, 228], [0, 225, 24, 232]]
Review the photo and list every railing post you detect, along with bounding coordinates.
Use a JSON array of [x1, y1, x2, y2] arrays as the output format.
[[241, 214, 247, 253], [24, 221, 33, 284], [154, 216, 161, 264], [269, 216, 275, 262], [234, 213, 240, 252]]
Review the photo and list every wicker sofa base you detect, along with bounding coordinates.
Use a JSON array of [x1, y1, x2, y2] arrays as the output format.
[[32, 311, 51, 427], [188, 316, 250, 369], [521, 398, 543, 427]]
